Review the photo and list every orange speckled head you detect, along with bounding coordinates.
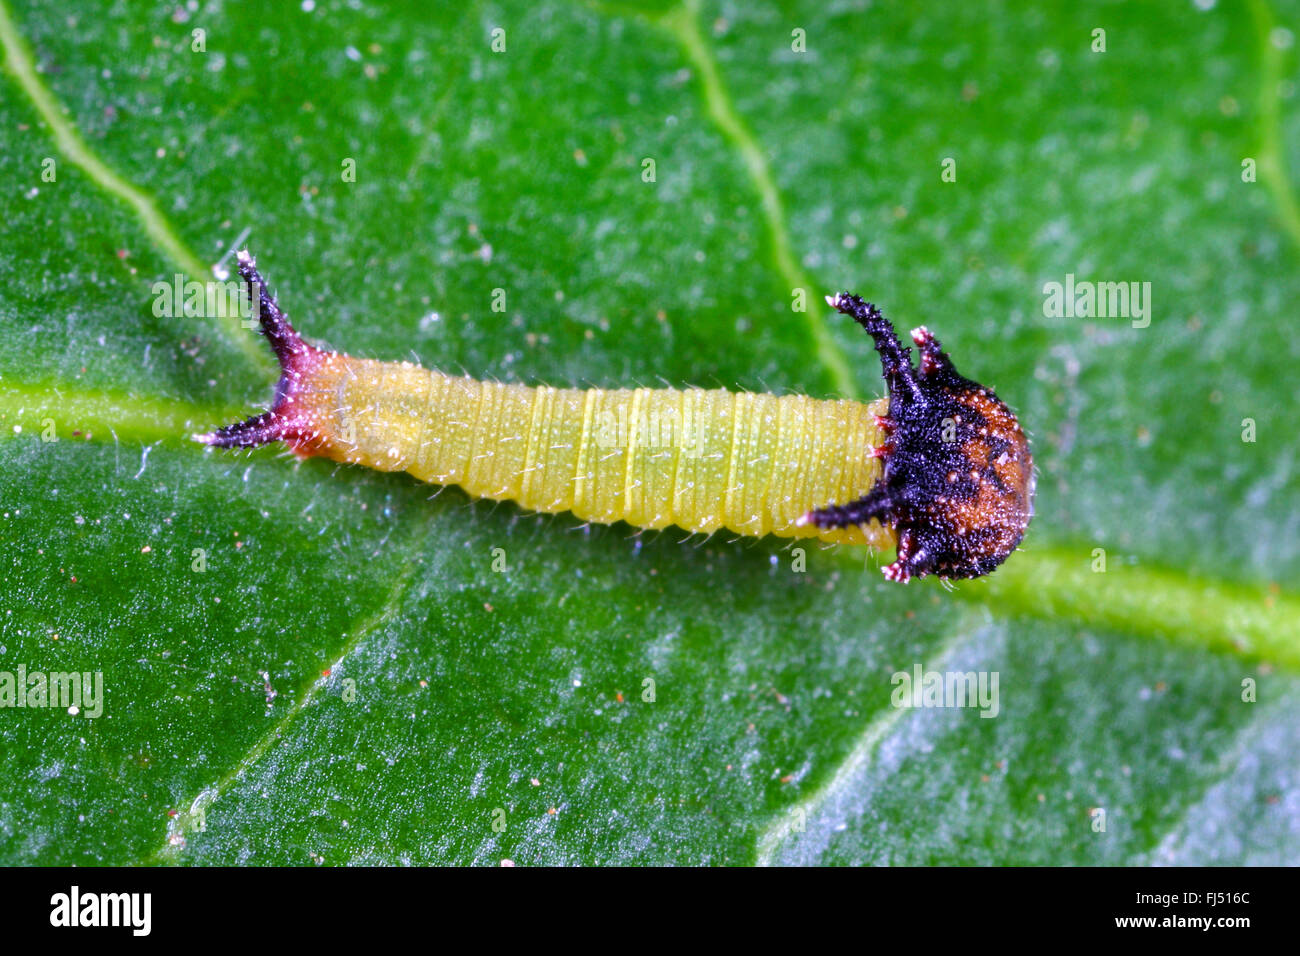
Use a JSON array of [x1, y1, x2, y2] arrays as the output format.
[[802, 295, 1034, 581]]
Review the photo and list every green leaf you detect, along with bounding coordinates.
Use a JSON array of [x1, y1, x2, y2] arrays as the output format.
[[1, 0, 1297, 865]]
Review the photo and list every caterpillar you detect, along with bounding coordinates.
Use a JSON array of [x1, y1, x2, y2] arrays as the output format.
[[195, 252, 1034, 581]]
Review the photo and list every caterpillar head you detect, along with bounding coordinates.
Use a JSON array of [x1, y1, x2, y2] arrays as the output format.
[[800, 294, 1035, 582]]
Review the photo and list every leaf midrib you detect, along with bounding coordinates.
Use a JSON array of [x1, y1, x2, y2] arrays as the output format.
[[5, 372, 1298, 672]]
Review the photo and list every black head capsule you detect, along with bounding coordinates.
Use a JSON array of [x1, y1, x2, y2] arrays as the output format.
[[800, 294, 1035, 582]]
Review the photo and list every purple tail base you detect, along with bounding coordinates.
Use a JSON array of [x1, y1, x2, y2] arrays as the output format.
[[192, 251, 323, 451]]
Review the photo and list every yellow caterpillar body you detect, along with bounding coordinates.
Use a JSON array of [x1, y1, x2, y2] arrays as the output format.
[[291, 354, 890, 547]]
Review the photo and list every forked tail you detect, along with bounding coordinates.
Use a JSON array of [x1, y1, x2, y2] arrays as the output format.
[[192, 251, 324, 450]]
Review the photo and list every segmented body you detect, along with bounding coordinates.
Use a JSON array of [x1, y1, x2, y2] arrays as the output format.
[[298, 354, 890, 546]]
